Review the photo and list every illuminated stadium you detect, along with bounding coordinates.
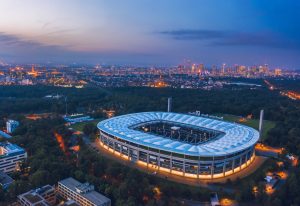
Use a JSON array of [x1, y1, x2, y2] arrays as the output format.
[[97, 112, 259, 179]]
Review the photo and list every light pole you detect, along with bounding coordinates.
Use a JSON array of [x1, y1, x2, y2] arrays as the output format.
[[65, 96, 68, 116]]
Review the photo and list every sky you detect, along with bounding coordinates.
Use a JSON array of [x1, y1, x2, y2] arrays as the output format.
[[0, 0, 299, 69]]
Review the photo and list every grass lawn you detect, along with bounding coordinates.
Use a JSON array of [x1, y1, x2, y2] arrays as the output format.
[[216, 114, 276, 141], [70, 118, 103, 132]]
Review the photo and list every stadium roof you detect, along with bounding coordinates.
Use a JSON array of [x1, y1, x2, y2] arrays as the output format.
[[97, 112, 259, 156]]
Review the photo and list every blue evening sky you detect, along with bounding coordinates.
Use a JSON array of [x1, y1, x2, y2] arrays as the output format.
[[0, 0, 299, 69]]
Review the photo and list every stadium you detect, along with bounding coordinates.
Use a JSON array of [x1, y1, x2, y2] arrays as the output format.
[[97, 112, 259, 179]]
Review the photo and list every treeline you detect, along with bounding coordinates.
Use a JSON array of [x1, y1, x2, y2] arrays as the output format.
[[1, 85, 299, 157], [0, 85, 294, 121], [0, 117, 212, 205], [269, 79, 300, 92]]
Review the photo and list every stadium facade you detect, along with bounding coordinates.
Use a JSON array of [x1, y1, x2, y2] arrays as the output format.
[[97, 112, 259, 179]]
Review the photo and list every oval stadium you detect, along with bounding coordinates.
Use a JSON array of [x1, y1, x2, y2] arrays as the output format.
[[97, 112, 259, 179]]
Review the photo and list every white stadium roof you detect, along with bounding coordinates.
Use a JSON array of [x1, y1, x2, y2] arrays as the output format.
[[97, 112, 259, 157]]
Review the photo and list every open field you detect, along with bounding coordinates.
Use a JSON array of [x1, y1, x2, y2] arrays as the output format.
[[70, 114, 275, 140], [217, 114, 276, 141], [70, 118, 103, 132]]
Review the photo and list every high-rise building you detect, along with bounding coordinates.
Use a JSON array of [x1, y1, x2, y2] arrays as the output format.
[[221, 63, 226, 75], [250, 66, 258, 74], [198, 64, 204, 75], [259, 64, 269, 74], [177, 65, 184, 74], [191, 64, 196, 74], [274, 68, 282, 76], [237, 65, 247, 76], [211, 65, 218, 75], [6, 120, 19, 133]]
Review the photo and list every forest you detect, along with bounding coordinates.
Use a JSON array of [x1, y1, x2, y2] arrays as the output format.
[[0, 84, 299, 205]]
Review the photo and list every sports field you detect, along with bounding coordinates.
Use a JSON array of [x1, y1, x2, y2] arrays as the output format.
[[70, 118, 103, 132]]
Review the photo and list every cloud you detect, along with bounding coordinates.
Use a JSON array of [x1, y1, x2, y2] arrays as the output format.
[[0, 32, 26, 46], [0, 32, 76, 61], [0, 32, 158, 64], [159, 29, 225, 40], [158, 29, 300, 50], [42, 22, 51, 29], [0, 32, 56, 49], [35, 28, 78, 38]]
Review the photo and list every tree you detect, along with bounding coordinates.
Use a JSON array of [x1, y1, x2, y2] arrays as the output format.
[[83, 123, 97, 136], [0, 186, 5, 201], [29, 170, 50, 187], [272, 197, 282, 206], [74, 170, 86, 182]]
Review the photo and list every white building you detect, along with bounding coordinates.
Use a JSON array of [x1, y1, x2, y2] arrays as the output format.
[[64, 114, 94, 124], [6, 119, 19, 133], [210, 192, 220, 206], [18, 185, 56, 206], [57, 177, 111, 206], [0, 142, 27, 173]]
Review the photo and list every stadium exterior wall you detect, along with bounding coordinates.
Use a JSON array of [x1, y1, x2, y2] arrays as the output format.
[[98, 114, 257, 179]]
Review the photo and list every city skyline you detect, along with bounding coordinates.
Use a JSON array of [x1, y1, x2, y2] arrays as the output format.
[[0, 0, 300, 69]]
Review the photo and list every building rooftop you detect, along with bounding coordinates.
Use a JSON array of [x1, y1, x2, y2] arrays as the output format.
[[59, 177, 110, 205], [0, 130, 12, 139], [98, 112, 260, 156], [0, 142, 25, 157], [75, 182, 94, 194], [7, 119, 19, 123], [0, 171, 14, 187], [19, 193, 49, 206], [23, 193, 44, 204], [17, 185, 54, 206], [35, 185, 55, 196]]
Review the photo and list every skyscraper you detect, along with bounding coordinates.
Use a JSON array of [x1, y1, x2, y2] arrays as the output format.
[[221, 63, 226, 75], [198, 64, 204, 75], [191, 64, 196, 74]]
